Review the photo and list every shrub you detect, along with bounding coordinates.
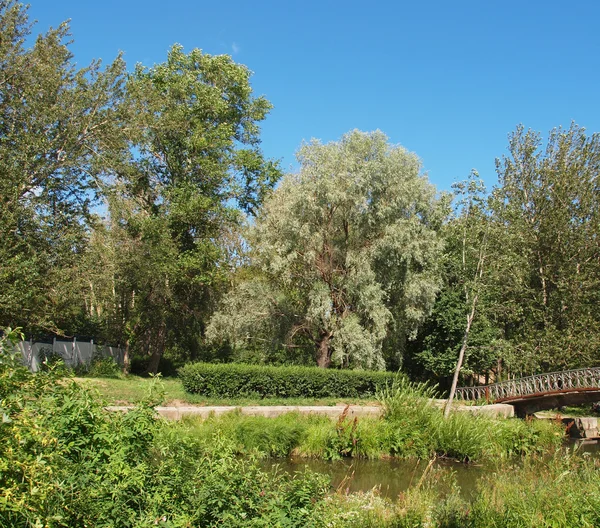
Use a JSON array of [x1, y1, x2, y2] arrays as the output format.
[[0, 350, 331, 526], [86, 355, 122, 378], [179, 362, 397, 398]]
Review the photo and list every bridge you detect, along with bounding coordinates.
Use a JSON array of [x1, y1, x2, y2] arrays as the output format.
[[455, 367, 600, 417]]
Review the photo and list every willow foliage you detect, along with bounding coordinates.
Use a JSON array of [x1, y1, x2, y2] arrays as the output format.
[[208, 130, 447, 368]]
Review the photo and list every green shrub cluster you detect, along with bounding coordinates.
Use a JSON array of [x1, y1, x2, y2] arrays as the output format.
[[0, 342, 330, 526], [81, 355, 123, 378], [179, 362, 397, 398]]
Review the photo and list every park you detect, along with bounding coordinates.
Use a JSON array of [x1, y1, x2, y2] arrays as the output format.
[[2, 1, 600, 526]]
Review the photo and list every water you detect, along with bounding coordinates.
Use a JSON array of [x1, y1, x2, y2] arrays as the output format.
[[572, 438, 600, 455], [261, 440, 600, 500], [261, 457, 485, 500]]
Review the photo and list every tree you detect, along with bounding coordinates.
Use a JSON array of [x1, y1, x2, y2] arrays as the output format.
[[443, 172, 491, 416], [0, 1, 126, 334], [409, 172, 501, 391], [208, 130, 447, 369], [102, 45, 280, 373], [490, 123, 600, 373]]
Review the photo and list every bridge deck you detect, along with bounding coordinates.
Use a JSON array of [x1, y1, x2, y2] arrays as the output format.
[[456, 367, 600, 403]]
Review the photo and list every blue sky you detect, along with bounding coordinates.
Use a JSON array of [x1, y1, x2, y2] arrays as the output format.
[[29, 1, 600, 193]]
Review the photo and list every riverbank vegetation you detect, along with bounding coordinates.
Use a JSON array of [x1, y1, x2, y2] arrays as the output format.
[[182, 377, 563, 462], [0, 346, 327, 526], [0, 341, 590, 527], [314, 451, 600, 527]]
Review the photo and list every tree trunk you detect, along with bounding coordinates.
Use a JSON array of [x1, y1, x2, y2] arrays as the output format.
[[146, 323, 166, 375], [444, 294, 478, 418], [316, 331, 333, 368], [122, 338, 131, 375]]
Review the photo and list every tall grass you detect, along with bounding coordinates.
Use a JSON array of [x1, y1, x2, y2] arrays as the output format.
[[468, 450, 600, 527], [376, 376, 563, 461], [308, 450, 600, 527], [180, 377, 563, 462]]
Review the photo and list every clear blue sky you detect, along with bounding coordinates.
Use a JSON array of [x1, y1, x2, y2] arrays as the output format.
[[28, 1, 600, 192]]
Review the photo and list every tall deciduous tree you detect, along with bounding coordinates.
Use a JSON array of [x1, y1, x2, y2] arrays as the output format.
[[105, 45, 280, 373], [490, 123, 600, 373], [0, 1, 126, 334], [409, 172, 501, 390], [208, 130, 447, 369], [443, 172, 491, 415]]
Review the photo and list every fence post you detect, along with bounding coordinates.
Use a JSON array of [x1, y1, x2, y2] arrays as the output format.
[[28, 337, 33, 370]]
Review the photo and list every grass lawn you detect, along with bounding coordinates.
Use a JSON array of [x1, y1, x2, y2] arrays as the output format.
[[74, 376, 377, 407]]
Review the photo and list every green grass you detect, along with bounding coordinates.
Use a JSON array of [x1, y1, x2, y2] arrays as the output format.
[[74, 376, 376, 406], [178, 407, 564, 462], [310, 450, 600, 527]]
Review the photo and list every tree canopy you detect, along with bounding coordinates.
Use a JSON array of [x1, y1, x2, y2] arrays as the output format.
[[490, 123, 600, 373], [96, 45, 281, 373], [2, 0, 600, 381], [208, 130, 447, 369], [0, 3, 279, 373], [0, 1, 126, 334]]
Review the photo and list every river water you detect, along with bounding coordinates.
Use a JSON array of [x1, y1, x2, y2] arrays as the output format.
[[261, 440, 600, 500]]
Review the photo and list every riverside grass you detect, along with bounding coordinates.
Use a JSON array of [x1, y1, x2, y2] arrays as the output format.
[[312, 450, 600, 527], [180, 377, 564, 462], [0, 343, 582, 527]]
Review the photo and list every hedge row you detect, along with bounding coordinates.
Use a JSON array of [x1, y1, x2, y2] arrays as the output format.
[[178, 362, 398, 398]]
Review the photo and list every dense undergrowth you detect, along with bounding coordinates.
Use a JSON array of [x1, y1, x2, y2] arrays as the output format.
[[1, 330, 330, 527], [183, 377, 563, 462], [2, 329, 594, 527]]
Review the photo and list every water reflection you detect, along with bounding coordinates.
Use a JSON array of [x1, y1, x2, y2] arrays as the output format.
[[260, 440, 600, 501], [260, 457, 485, 500]]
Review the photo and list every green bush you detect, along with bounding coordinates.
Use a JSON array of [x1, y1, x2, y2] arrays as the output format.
[[86, 355, 122, 378], [0, 349, 331, 526], [179, 362, 397, 398]]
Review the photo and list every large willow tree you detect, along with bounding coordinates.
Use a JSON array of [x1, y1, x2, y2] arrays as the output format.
[[208, 130, 447, 369]]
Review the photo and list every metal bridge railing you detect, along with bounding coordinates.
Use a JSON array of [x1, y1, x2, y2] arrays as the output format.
[[455, 367, 600, 402]]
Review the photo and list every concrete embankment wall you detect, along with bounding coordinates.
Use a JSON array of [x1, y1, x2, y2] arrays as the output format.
[[106, 402, 515, 421]]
